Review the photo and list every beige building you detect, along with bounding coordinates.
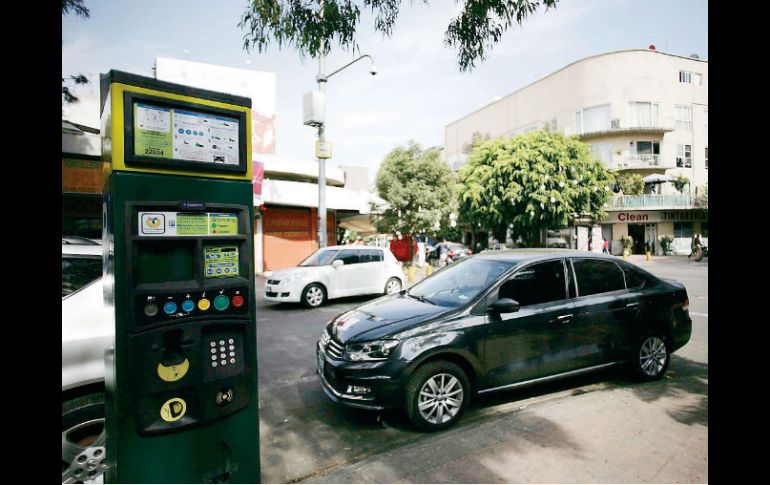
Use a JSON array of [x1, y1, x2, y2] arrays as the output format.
[[445, 48, 708, 255]]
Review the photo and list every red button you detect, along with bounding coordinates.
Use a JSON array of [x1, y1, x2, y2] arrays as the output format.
[[232, 295, 244, 307]]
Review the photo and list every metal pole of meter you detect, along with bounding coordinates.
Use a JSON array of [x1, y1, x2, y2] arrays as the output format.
[[317, 44, 327, 248]]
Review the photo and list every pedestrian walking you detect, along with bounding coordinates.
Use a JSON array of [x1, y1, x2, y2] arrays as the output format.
[[602, 238, 609, 254], [437, 239, 449, 268]]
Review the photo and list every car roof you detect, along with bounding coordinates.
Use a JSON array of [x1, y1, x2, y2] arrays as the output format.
[[62, 242, 102, 257], [475, 248, 621, 265]]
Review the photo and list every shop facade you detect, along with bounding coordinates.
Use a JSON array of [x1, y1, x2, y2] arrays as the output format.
[[603, 209, 708, 255]]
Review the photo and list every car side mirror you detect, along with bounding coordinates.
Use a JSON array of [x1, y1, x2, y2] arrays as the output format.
[[488, 298, 520, 314], [332, 259, 344, 268]]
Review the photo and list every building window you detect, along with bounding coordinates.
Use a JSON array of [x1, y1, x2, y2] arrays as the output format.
[[679, 70, 703, 85], [635, 141, 660, 155], [676, 144, 692, 168], [675, 105, 692, 131], [705, 146, 708, 169], [589, 143, 613, 166], [575, 104, 611, 134], [674, 222, 693, 238], [628, 102, 659, 127]]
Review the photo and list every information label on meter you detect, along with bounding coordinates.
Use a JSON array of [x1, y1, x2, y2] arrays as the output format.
[[138, 212, 238, 237], [205, 246, 239, 278]]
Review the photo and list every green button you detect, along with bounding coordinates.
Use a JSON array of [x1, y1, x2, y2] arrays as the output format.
[[214, 295, 230, 311]]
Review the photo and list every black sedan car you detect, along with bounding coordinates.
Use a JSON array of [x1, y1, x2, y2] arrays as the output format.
[[317, 250, 691, 431]]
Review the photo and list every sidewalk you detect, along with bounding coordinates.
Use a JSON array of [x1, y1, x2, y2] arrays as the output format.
[[304, 376, 708, 483]]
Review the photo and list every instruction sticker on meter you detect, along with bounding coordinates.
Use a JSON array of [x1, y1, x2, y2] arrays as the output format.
[[139, 212, 238, 236], [205, 246, 239, 278], [209, 213, 238, 235]]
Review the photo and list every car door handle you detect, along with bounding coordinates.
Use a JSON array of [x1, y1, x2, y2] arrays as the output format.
[[550, 314, 573, 323], [626, 302, 640, 308]]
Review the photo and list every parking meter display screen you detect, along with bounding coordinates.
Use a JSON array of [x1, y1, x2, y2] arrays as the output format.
[[133, 102, 240, 166], [205, 246, 239, 278], [136, 241, 195, 284]]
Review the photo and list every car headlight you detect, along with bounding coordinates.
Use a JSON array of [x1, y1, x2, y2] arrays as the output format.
[[343, 340, 399, 362]]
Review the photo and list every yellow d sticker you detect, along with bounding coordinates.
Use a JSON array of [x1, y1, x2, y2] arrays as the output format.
[[160, 397, 187, 422], [157, 359, 190, 382]]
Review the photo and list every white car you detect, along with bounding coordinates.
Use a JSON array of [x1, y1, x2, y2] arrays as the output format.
[[265, 246, 406, 307]]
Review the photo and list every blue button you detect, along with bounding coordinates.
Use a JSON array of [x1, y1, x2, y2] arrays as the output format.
[[163, 302, 177, 314], [182, 300, 195, 312]]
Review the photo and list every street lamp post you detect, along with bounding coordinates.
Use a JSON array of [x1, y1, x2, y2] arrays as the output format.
[[313, 53, 378, 248]]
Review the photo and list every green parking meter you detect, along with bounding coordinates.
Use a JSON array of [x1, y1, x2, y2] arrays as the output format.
[[100, 70, 260, 483]]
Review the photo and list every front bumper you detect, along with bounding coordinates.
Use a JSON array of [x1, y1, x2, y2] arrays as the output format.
[[316, 342, 403, 410], [264, 283, 301, 303]]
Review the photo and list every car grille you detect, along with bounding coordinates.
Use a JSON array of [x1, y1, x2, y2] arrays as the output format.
[[267, 279, 281, 285], [321, 331, 344, 359]]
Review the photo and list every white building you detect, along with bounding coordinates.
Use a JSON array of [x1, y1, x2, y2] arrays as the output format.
[[445, 48, 707, 255]]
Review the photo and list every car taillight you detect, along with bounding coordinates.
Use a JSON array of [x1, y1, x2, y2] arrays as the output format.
[[467, 250, 472, 255], [683, 297, 689, 311], [449, 251, 457, 257]]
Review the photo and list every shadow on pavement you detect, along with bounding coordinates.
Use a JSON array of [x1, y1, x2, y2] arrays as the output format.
[[626, 354, 708, 427]]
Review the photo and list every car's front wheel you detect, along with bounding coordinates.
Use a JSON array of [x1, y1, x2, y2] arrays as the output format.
[[302, 283, 326, 308], [62, 390, 107, 483], [631, 332, 670, 381], [405, 361, 470, 431], [384, 277, 402, 295]]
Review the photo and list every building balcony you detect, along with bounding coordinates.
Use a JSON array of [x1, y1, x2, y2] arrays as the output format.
[[610, 154, 676, 170], [577, 125, 673, 141], [606, 194, 693, 210]]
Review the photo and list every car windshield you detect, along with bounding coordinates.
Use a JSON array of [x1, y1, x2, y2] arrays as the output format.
[[299, 249, 340, 266], [62, 256, 102, 298], [408, 258, 514, 307]]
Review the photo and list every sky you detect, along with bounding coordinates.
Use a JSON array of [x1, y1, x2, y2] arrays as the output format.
[[62, 0, 708, 182]]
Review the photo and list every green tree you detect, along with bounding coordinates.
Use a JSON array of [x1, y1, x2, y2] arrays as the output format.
[[239, 0, 559, 71], [457, 131, 615, 246], [616, 173, 644, 195], [62, 0, 91, 104], [672, 174, 690, 193], [371, 142, 456, 262]]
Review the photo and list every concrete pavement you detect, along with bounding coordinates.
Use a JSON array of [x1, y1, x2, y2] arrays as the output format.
[[305, 358, 707, 483]]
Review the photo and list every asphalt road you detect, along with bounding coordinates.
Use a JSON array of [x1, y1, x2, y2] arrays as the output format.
[[255, 255, 707, 483]]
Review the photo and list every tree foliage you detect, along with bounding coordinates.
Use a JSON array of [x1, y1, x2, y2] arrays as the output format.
[[616, 173, 644, 195], [371, 141, 456, 242], [62, 0, 90, 105], [239, 0, 559, 71], [62, 0, 90, 18], [672, 174, 690, 193], [457, 131, 615, 246]]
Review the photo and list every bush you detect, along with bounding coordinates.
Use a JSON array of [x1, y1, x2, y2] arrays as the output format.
[[616, 174, 644, 195], [621, 235, 633, 257], [658, 235, 674, 255]]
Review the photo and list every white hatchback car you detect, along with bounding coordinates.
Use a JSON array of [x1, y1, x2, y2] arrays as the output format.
[[265, 246, 405, 307]]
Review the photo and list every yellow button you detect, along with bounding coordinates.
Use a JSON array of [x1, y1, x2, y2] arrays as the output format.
[[198, 298, 211, 311]]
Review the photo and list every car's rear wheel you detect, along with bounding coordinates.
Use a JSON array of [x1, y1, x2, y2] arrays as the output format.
[[302, 283, 326, 308], [405, 361, 470, 431], [384, 277, 402, 295], [62, 391, 107, 483], [631, 332, 670, 381]]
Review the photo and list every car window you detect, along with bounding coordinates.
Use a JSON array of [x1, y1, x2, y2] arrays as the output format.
[[409, 258, 514, 307], [62, 256, 102, 298], [618, 262, 659, 289], [572, 258, 626, 296], [499, 259, 566, 306], [335, 249, 361, 265], [299, 249, 340, 266], [359, 249, 383, 263]]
